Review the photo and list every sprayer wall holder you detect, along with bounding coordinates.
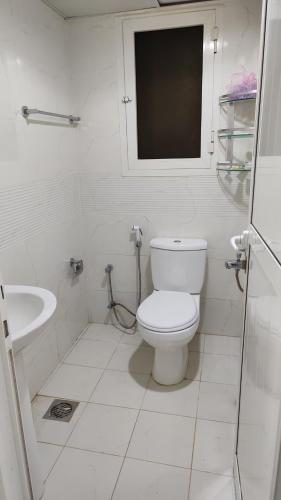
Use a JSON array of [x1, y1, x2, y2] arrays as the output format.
[[70, 258, 84, 275]]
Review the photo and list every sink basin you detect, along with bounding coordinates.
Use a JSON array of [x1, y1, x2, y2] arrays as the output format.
[[4, 285, 57, 353], [4, 285, 57, 500]]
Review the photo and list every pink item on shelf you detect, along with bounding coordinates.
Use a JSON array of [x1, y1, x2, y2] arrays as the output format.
[[226, 68, 257, 99]]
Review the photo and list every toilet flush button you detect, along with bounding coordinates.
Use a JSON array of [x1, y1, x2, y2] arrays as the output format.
[[173, 240, 182, 243]]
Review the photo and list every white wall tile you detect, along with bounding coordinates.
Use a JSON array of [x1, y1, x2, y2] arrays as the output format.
[[0, 0, 88, 397], [0, 0, 261, 403], [66, 1, 261, 336]]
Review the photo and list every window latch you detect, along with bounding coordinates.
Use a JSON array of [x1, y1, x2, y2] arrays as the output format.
[[208, 130, 215, 154], [122, 96, 132, 104], [3, 320, 9, 338], [211, 26, 219, 54]]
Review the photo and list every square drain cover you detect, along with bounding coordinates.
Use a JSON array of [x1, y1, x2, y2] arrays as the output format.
[[43, 399, 79, 422]]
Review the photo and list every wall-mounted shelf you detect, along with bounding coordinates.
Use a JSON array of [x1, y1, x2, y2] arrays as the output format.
[[217, 90, 256, 172], [218, 127, 255, 139], [217, 162, 252, 172], [219, 90, 257, 105]]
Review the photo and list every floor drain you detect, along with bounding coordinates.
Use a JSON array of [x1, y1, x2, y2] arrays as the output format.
[[43, 399, 79, 423]]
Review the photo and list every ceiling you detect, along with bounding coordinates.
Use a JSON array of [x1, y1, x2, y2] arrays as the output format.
[[42, 0, 201, 18]]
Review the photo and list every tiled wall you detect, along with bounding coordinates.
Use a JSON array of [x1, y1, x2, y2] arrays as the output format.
[[67, 0, 262, 337], [0, 0, 88, 398], [0, 0, 261, 398]]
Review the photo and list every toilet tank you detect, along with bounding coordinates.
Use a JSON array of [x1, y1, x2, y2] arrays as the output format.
[[150, 238, 207, 294]]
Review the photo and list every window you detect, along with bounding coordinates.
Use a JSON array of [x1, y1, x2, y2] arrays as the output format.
[[135, 26, 203, 160], [118, 9, 216, 175]]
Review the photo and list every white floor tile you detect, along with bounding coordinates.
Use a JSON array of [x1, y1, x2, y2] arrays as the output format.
[[107, 344, 154, 374], [186, 352, 203, 381], [83, 323, 123, 343], [39, 364, 103, 402], [32, 396, 86, 446], [91, 370, 149, 409], [142, 378, 200, 417], [190, 334, 205, 353], [36, 323, 239, 498], [68, 403, 138, 456], [64, 339, 116, 368], [127, 410, 195, 468], [43, 447, 122, 500], [121, 330, 146, 347], [38, 443, 62, 482], [192, 420, 236, 476], [189, 470, 235, 500], [198, 382, 238, 423], [113, 458, 190, 500], [201, 354, 240, 385], [204, 336, 240, 356]]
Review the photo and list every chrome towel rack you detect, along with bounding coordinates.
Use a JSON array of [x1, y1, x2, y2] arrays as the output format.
[[22, 106, 80, 124]]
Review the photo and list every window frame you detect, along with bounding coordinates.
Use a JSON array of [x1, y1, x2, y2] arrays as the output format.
[[117, 8, 217, 176]]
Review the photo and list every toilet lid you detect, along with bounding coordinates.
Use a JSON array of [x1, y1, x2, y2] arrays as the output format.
[[137, 291, 198, 333]]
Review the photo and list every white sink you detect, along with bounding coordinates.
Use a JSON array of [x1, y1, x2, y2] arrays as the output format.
[[4, 285, 57, 500], [5, 285, 57, 353]]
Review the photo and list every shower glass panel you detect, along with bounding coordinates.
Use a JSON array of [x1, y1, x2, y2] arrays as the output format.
[[251, 0, 281, 262], [237, 1, 281, 499]]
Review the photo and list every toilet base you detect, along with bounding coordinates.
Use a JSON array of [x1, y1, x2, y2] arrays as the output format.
[[153, 345, 188, 385]]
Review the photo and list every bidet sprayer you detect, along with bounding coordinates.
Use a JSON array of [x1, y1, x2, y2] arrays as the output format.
[[132, 225, 143, 247]]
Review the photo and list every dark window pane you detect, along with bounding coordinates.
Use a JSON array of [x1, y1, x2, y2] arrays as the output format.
[[135, 26, 203, 159]]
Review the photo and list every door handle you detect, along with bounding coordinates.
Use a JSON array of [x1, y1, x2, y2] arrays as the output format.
[[225, 259, 247, 271]]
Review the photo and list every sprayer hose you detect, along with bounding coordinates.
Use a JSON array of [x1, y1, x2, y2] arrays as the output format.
[[107, 245, 142, 331]]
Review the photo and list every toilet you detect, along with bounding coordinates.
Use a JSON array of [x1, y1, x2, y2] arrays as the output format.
[[137, 238, 207, 385]]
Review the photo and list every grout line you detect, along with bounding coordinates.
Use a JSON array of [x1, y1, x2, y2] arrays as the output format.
[[62, 401, 88, 448], [203, 351, 240, 357], [42, 443, 65, 483], [36, 397, 237, 425], [187, 357, 202, 500], [59, 323, 92, 363], [62, 361, 153, 374], [110, 374, 151, 499], [56, 334, 128, 457], [61, 444, 127, 459], [191, 467, 235, 478]]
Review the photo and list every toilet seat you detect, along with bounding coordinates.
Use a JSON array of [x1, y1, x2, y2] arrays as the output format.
[[136, 290, 198, 333]]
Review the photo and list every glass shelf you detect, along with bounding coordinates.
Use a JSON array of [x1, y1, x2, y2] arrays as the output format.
[[219, 90, 257, 105], [217, 162, 252, 172], [218, 127, 255, 139]]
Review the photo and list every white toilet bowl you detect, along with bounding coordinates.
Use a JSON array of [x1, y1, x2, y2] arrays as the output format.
[[137, 290, 200, 385]]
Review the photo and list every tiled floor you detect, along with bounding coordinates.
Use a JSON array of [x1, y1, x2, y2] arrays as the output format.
[[33, 323, 240, 500]]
